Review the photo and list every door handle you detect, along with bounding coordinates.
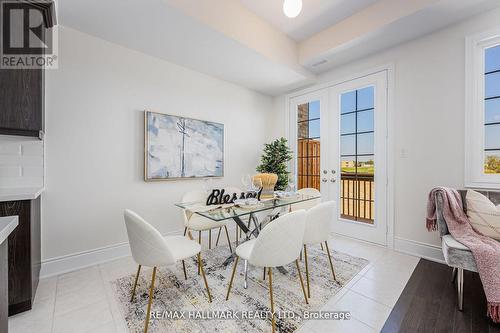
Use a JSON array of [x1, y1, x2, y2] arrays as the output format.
[[322, 178, 328, 183]]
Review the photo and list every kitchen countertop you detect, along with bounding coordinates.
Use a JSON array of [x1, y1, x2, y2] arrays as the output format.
[[0, 216, 18, 245], [0, 187, 44, 202]]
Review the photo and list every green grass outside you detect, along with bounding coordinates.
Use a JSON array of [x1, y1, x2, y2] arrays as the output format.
[[341, 166, 374, 174]]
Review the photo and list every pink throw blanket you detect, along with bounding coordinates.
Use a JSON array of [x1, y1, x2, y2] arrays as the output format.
[[427, 187, 500, 323]]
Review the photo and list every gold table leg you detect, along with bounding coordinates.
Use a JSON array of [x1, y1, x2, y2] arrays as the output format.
[[198, 253, 212, 303], [131, 265, 141, 302], [295, 260, 308, 304], [268, 267, 275, 333], [144, 267, 157, 333], [304, 245, 310, 298], [325, 241, 337, 281], [226, 256, 239, 300]]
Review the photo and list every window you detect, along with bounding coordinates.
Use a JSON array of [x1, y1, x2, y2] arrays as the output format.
[[484, 45, 500, 174], [466, 31, 500, 188], [340, 87, 375, 223], [297, 100, 321, 190]]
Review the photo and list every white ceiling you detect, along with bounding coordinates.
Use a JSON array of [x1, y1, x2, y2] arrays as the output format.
[[59, 0, 500, 96], [239, 0, 378, 41]]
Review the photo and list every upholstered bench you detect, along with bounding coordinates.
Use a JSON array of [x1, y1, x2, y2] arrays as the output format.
[[434, 189, 500, 311]]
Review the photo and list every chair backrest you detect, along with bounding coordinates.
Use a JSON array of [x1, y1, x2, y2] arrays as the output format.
[[291, 188, 321, 211], [248, 210, 306, 268], [303, 201, 335, 245], [181, 190, 208, 224], [124, 209, 174, 266]]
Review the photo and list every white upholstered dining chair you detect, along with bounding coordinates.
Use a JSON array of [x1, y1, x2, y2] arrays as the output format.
[[182, 191, 232, 273], [302, 201, 337, 298], [124, 209, 212, 333], [291, 187, 321, 211], [225, 210, 309, 333], [291, 187, 325, 256]]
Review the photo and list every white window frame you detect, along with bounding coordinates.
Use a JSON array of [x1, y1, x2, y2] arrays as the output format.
[[465, 29, 500, 189]]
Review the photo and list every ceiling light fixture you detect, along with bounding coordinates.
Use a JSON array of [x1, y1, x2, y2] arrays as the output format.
[[283, 0, 302, 18]]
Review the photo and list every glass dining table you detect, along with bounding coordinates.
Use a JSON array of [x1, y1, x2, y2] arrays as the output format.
[[175, 193, 320, 288]]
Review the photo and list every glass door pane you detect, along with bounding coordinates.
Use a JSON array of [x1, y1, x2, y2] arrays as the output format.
[[339, 87, 375, 224], [297, 100, 321, 190]]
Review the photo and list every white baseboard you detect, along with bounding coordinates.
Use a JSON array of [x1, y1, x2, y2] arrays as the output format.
[[40, 228, 184, 278], [394, 237, 445, 264], [39, 225, 240, 279]]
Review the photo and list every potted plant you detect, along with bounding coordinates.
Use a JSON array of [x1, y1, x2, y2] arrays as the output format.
[[256, 137, 293, 193]]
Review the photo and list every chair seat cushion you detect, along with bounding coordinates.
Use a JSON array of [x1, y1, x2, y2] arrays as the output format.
[[164, 236, 201, 261], [187, 214, 227, 231], [442, 235, 477, 272], [235, 239, 257, 260]]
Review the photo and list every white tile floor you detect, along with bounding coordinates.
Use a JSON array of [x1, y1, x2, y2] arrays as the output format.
[[8, 234, 420, 333]]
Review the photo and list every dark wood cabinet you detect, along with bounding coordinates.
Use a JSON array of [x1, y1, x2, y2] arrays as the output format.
[[0, 68, 44, 138], [0, 0, 55, 138], [0, 198, 41, 315]]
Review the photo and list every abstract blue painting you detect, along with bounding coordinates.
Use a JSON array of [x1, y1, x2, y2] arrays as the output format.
[[145, 111, 224, 180]]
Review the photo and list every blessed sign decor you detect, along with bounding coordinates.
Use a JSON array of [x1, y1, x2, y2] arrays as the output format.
[[206, 189, 262, 205]]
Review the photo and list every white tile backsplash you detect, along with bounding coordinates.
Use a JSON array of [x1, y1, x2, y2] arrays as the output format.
[[0, 136, 44, 189]]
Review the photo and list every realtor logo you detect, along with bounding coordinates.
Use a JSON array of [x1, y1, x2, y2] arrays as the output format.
[[1, 0, 57, 69]]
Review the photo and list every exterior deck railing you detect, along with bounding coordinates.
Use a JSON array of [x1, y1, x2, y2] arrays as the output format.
[[340, 172, 374, 223]]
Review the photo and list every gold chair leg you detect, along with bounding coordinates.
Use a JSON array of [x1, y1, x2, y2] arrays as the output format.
[[182, 260, 187, 280], [131, 265, 141, 302], [198, 231, 202, 275], [325, 241, 337, 281], [197, 253, 212, 303], [224, 225, 233, 253], [144, 267, 157, 333], [226, 256, 239, 300], [215, 227, 222, 246], [320, 243, 324, 251], [209, 229, 212, 249], [304, 245, 310, 298], [268, 267, 275, 333], [295, 260, 309, 304]]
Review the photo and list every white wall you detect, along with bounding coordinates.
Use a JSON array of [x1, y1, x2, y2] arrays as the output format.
[[276, 8, 500, 258], [43, 26, 276, 264]]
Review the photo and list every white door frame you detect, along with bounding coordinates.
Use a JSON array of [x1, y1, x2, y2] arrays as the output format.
[[285, 64, 395, 248]]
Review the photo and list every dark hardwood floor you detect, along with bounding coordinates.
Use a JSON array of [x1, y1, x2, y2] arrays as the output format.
[[381, 259, 500, 333]]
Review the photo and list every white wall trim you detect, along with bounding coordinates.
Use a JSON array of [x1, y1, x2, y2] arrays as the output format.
[[40, 225, 240, 278], [394, 237, 445, 264], [40, 239, 133, 278]]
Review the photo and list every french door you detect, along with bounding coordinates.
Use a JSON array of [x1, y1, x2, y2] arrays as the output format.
[[289, 71, 388, 246]]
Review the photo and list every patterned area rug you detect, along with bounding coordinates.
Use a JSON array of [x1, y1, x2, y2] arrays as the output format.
[[112, 242, 368, 333]]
